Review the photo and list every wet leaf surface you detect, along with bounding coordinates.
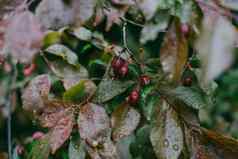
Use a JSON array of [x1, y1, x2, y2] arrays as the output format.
[[93, 79, 134, 103], [45, 44, 79, 66], [63, 80, 96, 103], [168, 86, 207, 109], [28, 136, 50, 159], [130, 125, 157, 159], [78, 103, 110, 142], [68, 137, 86, 159], [111, 103, 140, 141], [150, 100, 184, 159], [22, 74, 51, 112], [160, 22, 188, 82]]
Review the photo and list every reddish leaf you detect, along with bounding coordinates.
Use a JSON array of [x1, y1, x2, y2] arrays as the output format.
[[22, 74, 51, 112], [38, 100, 76, 128], [4, 10, 44, 63], [49, 111, 74, 154], [111, 103, 140, 141], [78, 103, 110, 142], [72, 0, 97, 26], [36, 0, 74, 29], [160, 22, 188, 82]]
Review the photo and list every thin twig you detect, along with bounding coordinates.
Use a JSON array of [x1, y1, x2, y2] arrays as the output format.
[[6, 62, 18, 159]]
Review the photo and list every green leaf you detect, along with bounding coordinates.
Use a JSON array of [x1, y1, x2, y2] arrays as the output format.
[[63, 80, 96, 103], [160, 22, 188, 82], [150, 101, 184, 159], [50, 61, 89, 90], [68, 138, 86, 159], [93, 79, 135, 103], [45, 44, 79, 66], [111, 103, 140, 141], [73, 27, 92, 41], [130, 125, 157, 159], [173, 0, 197, 24], [43, 31, 61, 48], [88, 59, 107, 78], [139, 85, 159, 121], [28, 137, 50, 159], [168, 86, 207, 109], [116, 135, 135, 159]]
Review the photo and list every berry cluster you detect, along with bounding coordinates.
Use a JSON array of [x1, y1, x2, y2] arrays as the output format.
[[111, 56, 128, 78], [111, 56, 152, 105]]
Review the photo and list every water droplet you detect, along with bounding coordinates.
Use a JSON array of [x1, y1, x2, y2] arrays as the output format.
[[173, 144, 179, 151], [163, 139, 169, 147]]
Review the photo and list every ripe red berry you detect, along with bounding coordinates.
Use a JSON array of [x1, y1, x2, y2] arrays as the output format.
[[128, 90, 139, 105], [140, 75, 151, 86], [118, 63, 128, 77], [181, 23, 189, 35], [111, 56, 125, 70], [23, 63, 36, 76], [183, 77, 192, 86]]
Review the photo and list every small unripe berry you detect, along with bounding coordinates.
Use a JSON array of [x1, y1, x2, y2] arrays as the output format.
[[140, 75, 150, 86], [127, 90, 139, 105], [183, 77, 192, 87]]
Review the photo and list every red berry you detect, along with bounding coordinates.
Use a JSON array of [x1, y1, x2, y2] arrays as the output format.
[[32, 131, 44, 140], [23, 63, 36, 76], [183, 77, 192, 86], [111, 56, 125, 70], [181, 23, 189, 35], [140, 75, 150, 86], [128, 90, 139, 105], [118, 63, 128, 77]]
